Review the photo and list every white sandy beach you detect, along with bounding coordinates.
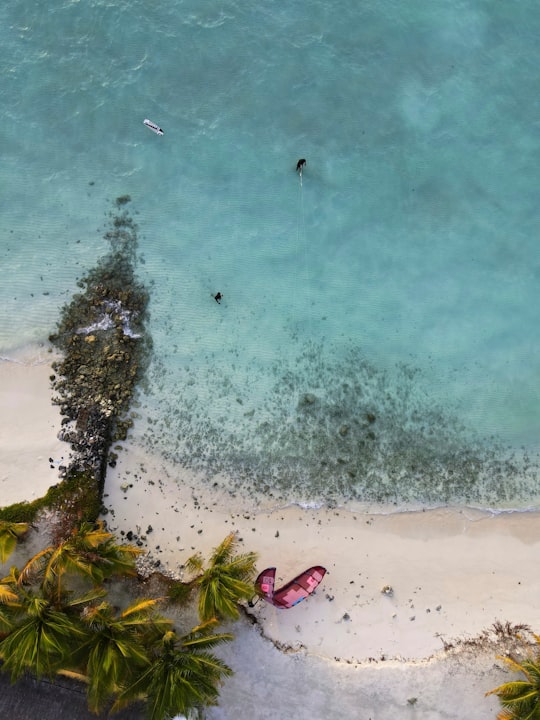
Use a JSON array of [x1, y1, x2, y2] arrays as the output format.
[[101, 442, 540, 664], [0, 353, 65, 506], [1, 357, 539, 718]]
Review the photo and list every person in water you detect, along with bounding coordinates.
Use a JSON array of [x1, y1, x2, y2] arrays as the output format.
[[214, 292, 222, 304], [296, 158, 306, 173]]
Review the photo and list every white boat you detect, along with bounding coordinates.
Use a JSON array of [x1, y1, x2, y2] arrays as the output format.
[[143, 118, 164, 135]]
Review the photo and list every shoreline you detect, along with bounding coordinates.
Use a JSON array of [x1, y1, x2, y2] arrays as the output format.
[[2, 353, 540, 679], [100, 432, 540, 664]]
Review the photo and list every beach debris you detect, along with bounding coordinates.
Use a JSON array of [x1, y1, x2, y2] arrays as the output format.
[[381, 585, 393, 596]]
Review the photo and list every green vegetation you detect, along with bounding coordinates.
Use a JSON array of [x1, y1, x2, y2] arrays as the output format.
[[0, 195, 149, 534], [0, 521, 29, 563], [0, 564, 104, 680], [176, 532, 258, 622], [487, 634, 540, 719], [112, 622, 233, 720], [0, 523, 257, 719], [0, 199, 258, 717], [17, 521, 140, 598], [0, 470, 101, 527], [78, 598, 171, 714]]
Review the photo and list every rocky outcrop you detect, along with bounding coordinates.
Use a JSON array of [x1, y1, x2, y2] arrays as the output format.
[[49, 196, 151, 501]]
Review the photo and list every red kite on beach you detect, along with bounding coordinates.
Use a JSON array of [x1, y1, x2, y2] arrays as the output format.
[[255, 565, 327, 608]]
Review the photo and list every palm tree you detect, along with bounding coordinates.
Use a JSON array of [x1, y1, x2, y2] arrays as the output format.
[[0, 520, 29, 563], [185, 533, 258, 622], [486, 635, 540, 719], [112, 620, 233, 720], [0, 569, 20, 636], [78, 598, 172, 714], [18, 521, 140, 600], [65, 521, 142, 581], [0, 566, 105, 681]]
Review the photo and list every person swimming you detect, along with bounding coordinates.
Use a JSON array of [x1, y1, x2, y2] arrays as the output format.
[[296, 158, 306, 173], [213, 292, 222, 304]]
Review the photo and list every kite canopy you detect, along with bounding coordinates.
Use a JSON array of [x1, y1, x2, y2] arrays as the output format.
[[255, 565, 327, 608]]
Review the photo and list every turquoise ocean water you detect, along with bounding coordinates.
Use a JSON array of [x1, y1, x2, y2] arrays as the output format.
[[2, 0, 540, 510]]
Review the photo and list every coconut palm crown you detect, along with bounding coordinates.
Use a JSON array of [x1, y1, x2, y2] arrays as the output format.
[[17, 521, 140, 600], [487, 634, 540, 720], [112, 620, 233, 720], [78, 597, 172, 714], [0, 566, 105, 681], [185, 532, 258, 622]]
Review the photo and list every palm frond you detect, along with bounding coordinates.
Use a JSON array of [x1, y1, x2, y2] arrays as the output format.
[[185, 552, 204, 575], [488, 647, 540, 720], [120, 598, 160, 618], [18, 546, 54, 586], [1, 566, 21, 587], [65, 586, 108, 608], [0, 606, 85, 680], [0, 606, 15, 635], [492, 682, 536, 702], [190, 535, 259, 622], [168, 580, 195, 605], [180, 632, 234, 651], [0, 584, 19, 604], [226, 551, 258, 574], [111, 624, 233, 720], [501, 655, 535, 678], [209, 533, 237, 566], [0, 521, 29, 563], [78, 599, 161, 714], [70, 522, 112, 549]]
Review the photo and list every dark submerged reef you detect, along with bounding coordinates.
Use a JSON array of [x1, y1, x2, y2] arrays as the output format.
[[145, 344, 540, 507], [46, 196, 151, 517]]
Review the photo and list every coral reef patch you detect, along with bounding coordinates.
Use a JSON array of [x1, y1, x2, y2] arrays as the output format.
[[142, 344, 540, 508]]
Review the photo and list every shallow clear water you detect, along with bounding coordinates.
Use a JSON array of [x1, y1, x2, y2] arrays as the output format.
[[2, 0, 540, 509]]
